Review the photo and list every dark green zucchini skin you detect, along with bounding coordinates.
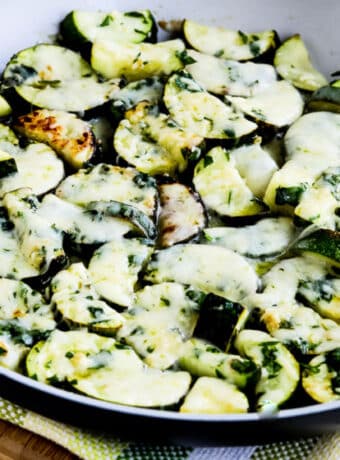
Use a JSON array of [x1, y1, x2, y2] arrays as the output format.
[[306, 86, 340, 113], [293, 229, 340, 267]]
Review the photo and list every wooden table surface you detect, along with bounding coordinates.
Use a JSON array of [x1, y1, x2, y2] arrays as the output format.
[[0, 420, 78, 460]]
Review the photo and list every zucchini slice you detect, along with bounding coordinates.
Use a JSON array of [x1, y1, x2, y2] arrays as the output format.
[[274, 35, 327, 91], [230, 141, 278, 197], [302, 349, 340, 403], [3, 44, 120, 112], [0, 150, 17, 178], [56, 164, 158, 218], [226, 81, 304, 128], [194, 294, 249, 352], [0, 95, 12, 118], [183, 20, 277, 61], [235, 330, 300, 412], [293, 230, 340, 268], [203, 217, 296, 260], [88, 238, 153, 307], [110, 77, 165, 120], [3, 188, 67, 275], [307, 85, 340, 114], [26, 329, 191, 408], [0, 142, 64, 199], [15, 110, 95, 170], [60, 10, 156, 48], [38, 194, 134, 245], [117, 282, 202, 369], [178, 338, 258, 390], [295, 167, 340, 231], [0, 207, 39, 280], [163, 71, 257, 139], [185, 50, 277, 96], [91, 39, 184, 81], [158, 183, 205, 248], [114, 102, 204, 176], [180, 377, 249, 414], [193, 147, 265, 217], [0, 124, 19, 157], [51, 263, 124, 332], [144, 243, 259, 302]]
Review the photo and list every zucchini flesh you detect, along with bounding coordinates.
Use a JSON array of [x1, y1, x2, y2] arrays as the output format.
[[0, 150, 17, 178], [114, 102, 204, 176], [3, 44, 120, 112], [180, 377, 249, 414], [178, 338, 258, 390], [185, 50, 277, 96], [56, 164, 157, 218], [51, 263, 124, 331], [274, 35, 327, 91], [163, 71, 257, 139], [183, 20, 277, 61], [235, 330, 300, 412], [91, 39, 184, 81], [226, 80, 304, 128], [60, 10, 156, 47], [295, 167, 340, 231], [0, 95, 12, 118], [15, 110, 95, 169], [144, 243, 258, 302], [118, 282, 202, 369], [158, 183, 205, 248], [88, 239, 153, 307], [193, 147, 265, 217]]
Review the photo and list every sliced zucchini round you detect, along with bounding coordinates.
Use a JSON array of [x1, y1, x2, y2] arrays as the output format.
[[114, 102, 204, 176], [274, 35, 327, 91], [56, 164, 158, 218], [226, 81, 304, 128], [0, 95, 12, 118], [293, 230, 340, 268], [193, 147, 265, 217], [163, 71, 257, 139], [0, 333, 28, 371], [51, 263, 124, 331], [91, 39, 184, 81], [306, 85, 340, 114], [180, 377, 249, 414], [235, 330, 300, 412], [158, 183, 205, 248], [203, 217, 296, 260], [3, 44, 120, 112], [144, 243, 259, 302], [179, 338, 258, 390], [88, 239, 153, 307], [60, 10, 156, 48], [15, 110, 96, 170], [185, 50, 277, 96], [302, 349, 340, 403], [183, 20, 277, 61]]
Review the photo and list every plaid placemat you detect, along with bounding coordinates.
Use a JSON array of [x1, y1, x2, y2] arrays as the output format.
[[0, 397, 338, 460]]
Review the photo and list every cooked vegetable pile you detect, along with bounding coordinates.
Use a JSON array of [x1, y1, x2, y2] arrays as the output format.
[[0, 9, 339, 414]]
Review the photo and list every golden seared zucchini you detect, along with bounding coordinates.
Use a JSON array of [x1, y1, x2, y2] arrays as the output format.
[[235, 330, 300, 412], [302, 349, 340, 403], [3, 44, 120, 112], [179, 338, 258, 390], [163, 71, 257, 139], [56, 164, 158, 218], [15, 110, 96, 170], [91, 39, 184, 81], [158, 183, 206, 248], [114, 102, 204, 176], [60, 10, 156, 48], [88, 238, 153, 307], [183, 20, 277, 61], [144, 243, 259, 302], [193, 147, 265, 217], [26, 329, 191, 408], [180, 377, 249, 414], [51, 263, 124, 332], [274, 35, 327, 91]]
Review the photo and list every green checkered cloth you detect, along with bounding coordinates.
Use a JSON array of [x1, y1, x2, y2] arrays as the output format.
[[0, 397, 338, 460]]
